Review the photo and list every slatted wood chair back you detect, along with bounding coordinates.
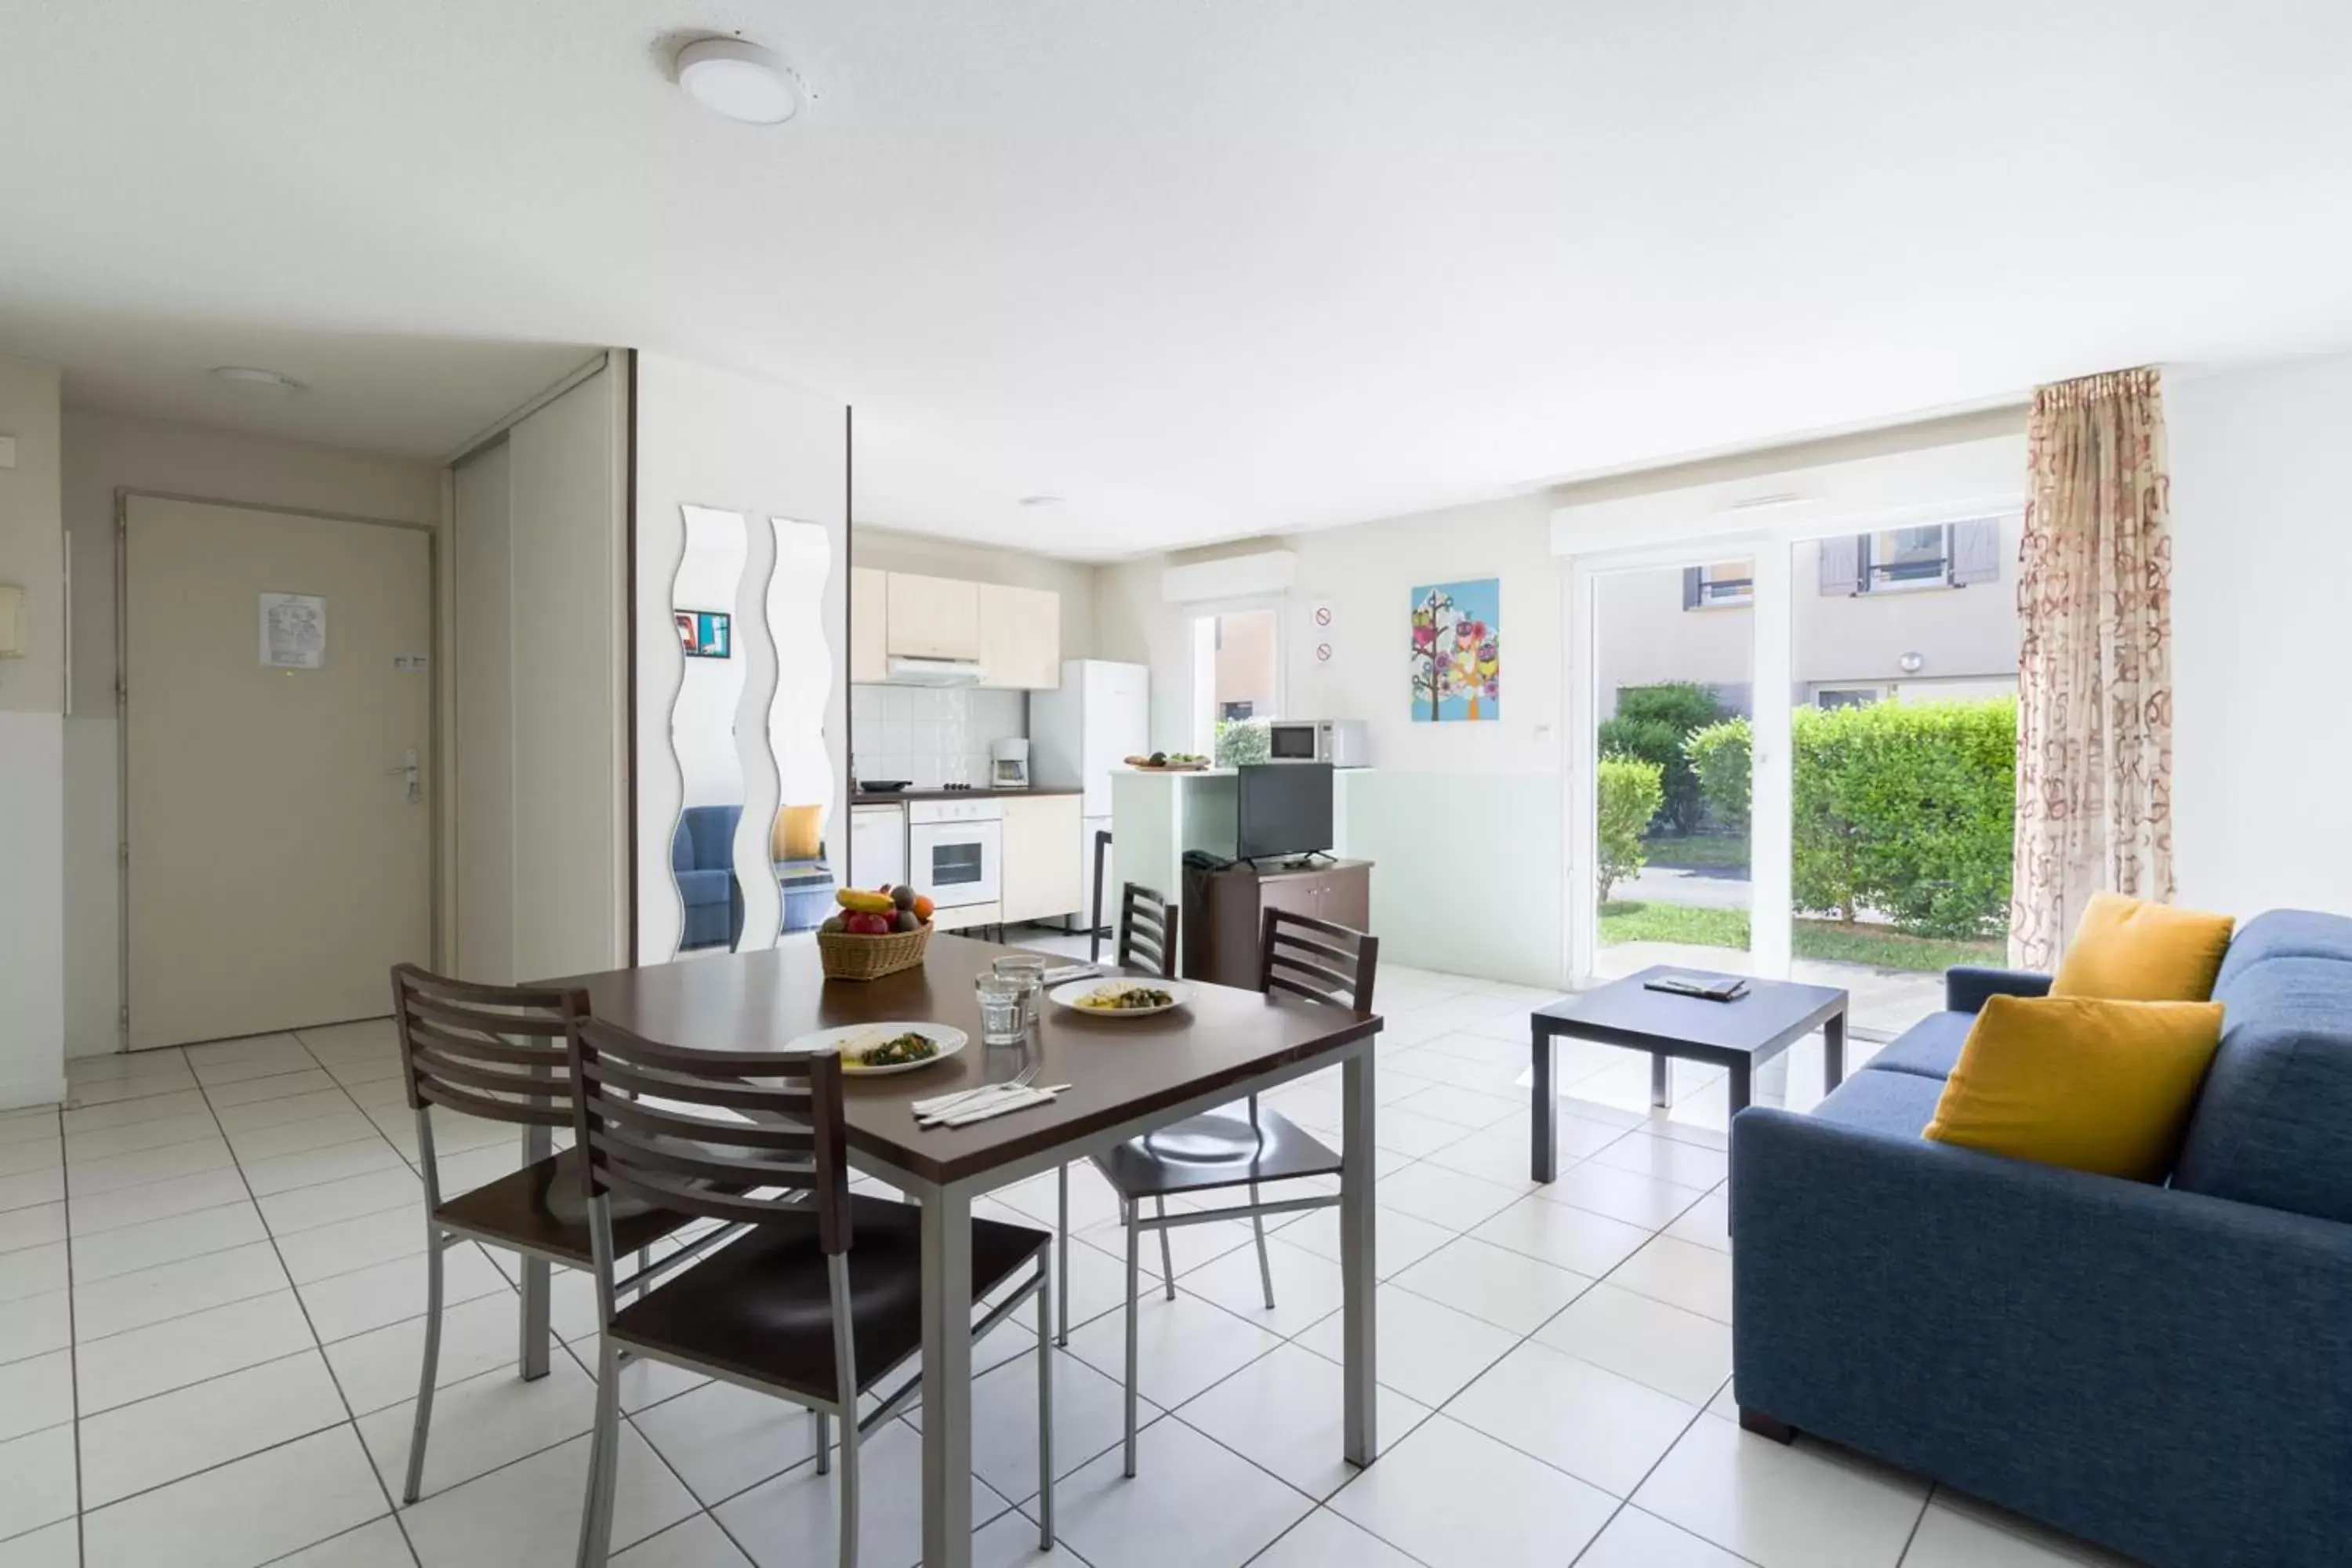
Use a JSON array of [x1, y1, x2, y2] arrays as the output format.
[[1258, 908, 1380, 1015], [565, 1017, 851, 1253], [390, 964, 584, 1130], [1116, 882, 1180, 979]]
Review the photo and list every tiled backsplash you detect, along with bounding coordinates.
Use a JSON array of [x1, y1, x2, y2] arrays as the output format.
[[850, 684, 1028, 787]]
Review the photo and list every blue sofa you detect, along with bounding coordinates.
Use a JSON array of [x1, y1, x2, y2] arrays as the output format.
[[671, 804, 744, 952], [1731, 910, 2352, 1568]]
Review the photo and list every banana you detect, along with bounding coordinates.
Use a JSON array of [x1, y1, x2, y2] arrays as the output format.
[[836, 888, 895, 915]]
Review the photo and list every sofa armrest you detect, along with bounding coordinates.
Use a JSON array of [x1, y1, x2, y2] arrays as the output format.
[[1943, 964, 2051, 1013], [1732, 1109, 2352, 1568]]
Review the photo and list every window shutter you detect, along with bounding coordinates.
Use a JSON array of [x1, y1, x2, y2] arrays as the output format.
[[1682, 567, 1702, 609], [1817, 535, 1860, 595], [1947, 521, 2000, 586]]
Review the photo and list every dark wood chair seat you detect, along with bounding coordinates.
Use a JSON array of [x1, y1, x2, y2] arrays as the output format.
[[607, 1194, 1047, 1404], [1093, 1105, 1340, 1199], [434, 1146, 681, 1269], [565, 1016, 1057, 1566]]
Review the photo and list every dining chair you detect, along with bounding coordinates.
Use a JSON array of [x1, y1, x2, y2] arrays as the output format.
[[565, 1015, 1055, 1568], [1087, 827, 1114, 964], [389, 966, 726, 1506], [1077, 904, 1378, 1476], [1053, 880, 1178, 1346]]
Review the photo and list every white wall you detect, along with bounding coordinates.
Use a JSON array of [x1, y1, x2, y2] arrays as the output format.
[[54, 408, 441, 1056], [1095, 493, 1570, 983], [0, 355, 65, 1106], [1096, 494, 1566, 771], [854, 525, 1095, 662], [634, 354, 847, 964], [2169, 354, 2352, 920]]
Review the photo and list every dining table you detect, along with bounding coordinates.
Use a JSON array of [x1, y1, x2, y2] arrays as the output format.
[[540, 932, 1383, 1568]]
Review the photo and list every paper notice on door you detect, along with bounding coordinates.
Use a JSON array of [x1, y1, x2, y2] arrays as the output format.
[[259, 593, 327, 669]]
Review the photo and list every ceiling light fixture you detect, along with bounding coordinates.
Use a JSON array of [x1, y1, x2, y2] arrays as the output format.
[[675, 38, 800, 125], [211, 366, 305, 395]]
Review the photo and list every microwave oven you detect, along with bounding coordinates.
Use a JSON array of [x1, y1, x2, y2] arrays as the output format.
[[1265, 719, 1369, 767]]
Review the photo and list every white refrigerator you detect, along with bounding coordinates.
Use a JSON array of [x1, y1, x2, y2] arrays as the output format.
[[1028, 659, 1149, 932]]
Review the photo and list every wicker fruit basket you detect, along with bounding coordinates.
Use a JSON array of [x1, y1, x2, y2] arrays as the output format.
[[818, 921, 932, 982]]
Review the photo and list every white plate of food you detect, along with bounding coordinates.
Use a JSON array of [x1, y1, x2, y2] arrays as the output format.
[[785, 1022, 969, 1076], [1049, 978, 1191, 1017]]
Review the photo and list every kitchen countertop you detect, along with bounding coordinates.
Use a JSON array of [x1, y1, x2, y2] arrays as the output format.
[[851, 786, 1084, 805]]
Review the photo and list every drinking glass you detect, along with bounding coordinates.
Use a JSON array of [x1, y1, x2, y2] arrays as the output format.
[[975, 975, 1028, 1047], [991, 954, 1050, 1026]]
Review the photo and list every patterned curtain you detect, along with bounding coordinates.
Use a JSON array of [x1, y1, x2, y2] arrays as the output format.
[[2009, 367, 2175, 968]]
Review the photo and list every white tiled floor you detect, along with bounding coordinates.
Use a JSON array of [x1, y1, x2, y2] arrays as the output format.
[[0, 956, 2141, 1568]]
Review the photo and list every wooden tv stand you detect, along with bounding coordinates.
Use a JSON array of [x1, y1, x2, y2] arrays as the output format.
[[1185, 858, 1373, 989]]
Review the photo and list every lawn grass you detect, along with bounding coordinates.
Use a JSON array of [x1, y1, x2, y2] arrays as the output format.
[[1640, 832, 1751, 870], [1598, 899, 2004, 975]]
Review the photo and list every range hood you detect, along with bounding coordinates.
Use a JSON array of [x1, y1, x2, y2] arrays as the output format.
[[886, 655, 986, 688]]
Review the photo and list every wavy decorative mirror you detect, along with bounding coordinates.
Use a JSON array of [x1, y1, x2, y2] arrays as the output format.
[[768, 517, 837, 936], [668, 505, 749, 955]]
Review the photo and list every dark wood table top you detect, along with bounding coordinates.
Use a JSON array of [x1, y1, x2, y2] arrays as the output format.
[[538, 935, 1381, 1186], [1531, 965, 1846, 1062]]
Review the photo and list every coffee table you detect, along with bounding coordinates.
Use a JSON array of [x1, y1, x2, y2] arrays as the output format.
[[1529, 965, 1849, 1181]]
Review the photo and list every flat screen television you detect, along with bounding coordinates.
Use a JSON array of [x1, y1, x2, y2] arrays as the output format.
[[1236, 763, 1334, 862]]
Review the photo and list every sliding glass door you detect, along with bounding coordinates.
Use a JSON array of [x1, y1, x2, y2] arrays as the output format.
[[1583, 557, 1759, 982], [1570, 514, 2023, 1067], [1782, 520, 2020, 1042]]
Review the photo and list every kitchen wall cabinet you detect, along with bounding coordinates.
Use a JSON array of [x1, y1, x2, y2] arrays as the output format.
[[884, 572, 982, 661], [997, 793, 1083, 924], [849, 567, 888, 684], [978, 583, 1062, 690]]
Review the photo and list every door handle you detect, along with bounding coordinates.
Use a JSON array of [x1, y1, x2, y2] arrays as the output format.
[[387, 747, 420, 804]]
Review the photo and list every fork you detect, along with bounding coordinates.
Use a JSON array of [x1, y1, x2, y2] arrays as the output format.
[[917, 1061, 1041, 1123]]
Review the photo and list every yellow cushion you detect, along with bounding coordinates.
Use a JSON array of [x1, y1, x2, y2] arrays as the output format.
[[1924, 995, 2225, 1181], [2050, 891, 2234, 1002], [773, 804, 824, 862]]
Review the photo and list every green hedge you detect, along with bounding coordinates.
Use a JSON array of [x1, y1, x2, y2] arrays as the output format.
[[1596, 755, 1664, 902], [1683, 699, 2016, 940], [1598, 682, 1724, 834], [1214, 718, 1270, 768]]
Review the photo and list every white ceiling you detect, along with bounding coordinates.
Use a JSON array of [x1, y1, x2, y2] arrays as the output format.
[[2, 2, 2348, 554]]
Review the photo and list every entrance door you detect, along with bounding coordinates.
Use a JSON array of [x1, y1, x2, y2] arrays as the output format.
[[124, 496, 432, 1049]]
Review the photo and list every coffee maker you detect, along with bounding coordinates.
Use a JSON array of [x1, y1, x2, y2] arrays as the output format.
[[990, 737, 1030, 789]]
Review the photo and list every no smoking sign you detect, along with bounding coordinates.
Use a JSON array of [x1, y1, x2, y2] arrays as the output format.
[[1302, 599, 1338, 666]]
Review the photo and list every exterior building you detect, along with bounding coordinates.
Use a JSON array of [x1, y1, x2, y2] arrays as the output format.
[[1595, 516, 2023, 715]]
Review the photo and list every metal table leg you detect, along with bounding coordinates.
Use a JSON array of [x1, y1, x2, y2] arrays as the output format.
[[1340, 1046, 1377, 1468], [1824, 1007, 1847, 1091], [1530, 1022, 1558, 1182], [1650, 1052, 1671, 1109], [918, 1177, 977, 1568], [518, 1123, 550, 1380]]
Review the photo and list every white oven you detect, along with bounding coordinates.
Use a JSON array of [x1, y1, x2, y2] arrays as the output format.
[[906, 797, 1002, 910]]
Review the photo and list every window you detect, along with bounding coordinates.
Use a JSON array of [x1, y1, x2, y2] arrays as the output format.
[[1818, 518, 2003, 597], [1813, 684, 1883, 710], [1680, 561, 1755, 609], [1867, 525, 1950, 585], [1191, 604, 1282, 753]]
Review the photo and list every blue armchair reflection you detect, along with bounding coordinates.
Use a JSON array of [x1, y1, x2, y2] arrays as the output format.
[[672, 804, 745, 952]]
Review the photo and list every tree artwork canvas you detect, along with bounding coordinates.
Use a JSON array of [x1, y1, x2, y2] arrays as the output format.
[[1408, 577, 1501, 721]]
